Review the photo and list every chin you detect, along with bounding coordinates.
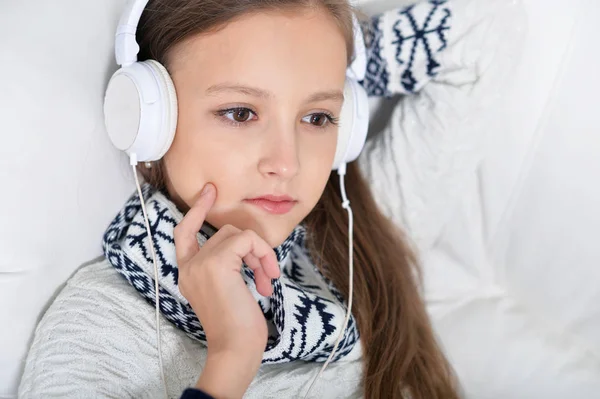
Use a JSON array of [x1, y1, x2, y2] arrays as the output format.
[[251, 223, 295, 248], [205, 210, 299, 249]]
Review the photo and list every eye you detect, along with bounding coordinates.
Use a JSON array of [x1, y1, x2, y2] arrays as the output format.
[[302, 113, 339, 128], [217, 107, 258, 124]]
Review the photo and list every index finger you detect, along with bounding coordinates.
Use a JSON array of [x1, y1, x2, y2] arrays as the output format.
[[174, 183, 216, 265]]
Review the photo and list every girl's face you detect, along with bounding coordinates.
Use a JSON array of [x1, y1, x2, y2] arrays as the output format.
[[164, 9, 348, 247]]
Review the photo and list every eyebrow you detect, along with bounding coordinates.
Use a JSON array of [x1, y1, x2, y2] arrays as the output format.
[[308, 90, 344, 104], [206, 83, 270, 99], [205, 83, 344, 104]]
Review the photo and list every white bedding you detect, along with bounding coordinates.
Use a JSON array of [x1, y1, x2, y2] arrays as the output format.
[[361, 0, 600, 397]]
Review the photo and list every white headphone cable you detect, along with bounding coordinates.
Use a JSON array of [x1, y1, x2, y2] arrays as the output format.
[[130, 154, 169, 399], [303, 162, 355, 398]]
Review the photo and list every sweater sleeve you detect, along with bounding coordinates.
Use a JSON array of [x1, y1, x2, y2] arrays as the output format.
[[18, 260, 203, 399], [361, 0, 453, 97]]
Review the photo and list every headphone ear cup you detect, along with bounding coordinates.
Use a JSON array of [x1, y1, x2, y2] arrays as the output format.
[[144, 60, 178, 160], [104, 60, 178, 162], [332, 78, 370, 170]]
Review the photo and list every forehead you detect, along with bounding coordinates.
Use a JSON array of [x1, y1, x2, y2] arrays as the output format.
[[168, 9, 349, 92]]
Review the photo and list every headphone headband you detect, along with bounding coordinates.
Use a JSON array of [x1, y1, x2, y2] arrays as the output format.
[[114, 0, 367, 76], [115, 0, 150, 66]]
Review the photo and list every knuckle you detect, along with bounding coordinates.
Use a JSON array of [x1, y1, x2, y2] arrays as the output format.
[[222, 224, 239, 234], [221, 224, 232, 231], [241, 229, 257, 240]]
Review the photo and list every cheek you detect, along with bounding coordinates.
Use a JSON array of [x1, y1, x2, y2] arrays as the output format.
[[313, 128, 338, 168], [299, 130, 337, 203], [163, 120, 254, 208]]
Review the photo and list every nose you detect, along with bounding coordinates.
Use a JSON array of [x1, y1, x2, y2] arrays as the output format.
[[257, 121, 300, 180]]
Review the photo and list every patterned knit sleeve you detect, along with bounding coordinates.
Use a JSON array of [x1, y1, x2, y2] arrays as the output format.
[[361, 0, 453, 97]]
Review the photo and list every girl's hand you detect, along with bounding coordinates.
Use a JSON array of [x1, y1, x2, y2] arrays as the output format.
[[174, 183, 280, 397]]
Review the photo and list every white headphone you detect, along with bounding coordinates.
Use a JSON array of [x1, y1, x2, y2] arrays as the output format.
[[103, 0, 370, 171]]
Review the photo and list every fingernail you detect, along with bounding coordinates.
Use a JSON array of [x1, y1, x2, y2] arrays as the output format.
[[200, 183, 212, 196]]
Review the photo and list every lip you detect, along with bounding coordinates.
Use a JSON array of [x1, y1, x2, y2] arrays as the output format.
[[244, 195, 297, 215]]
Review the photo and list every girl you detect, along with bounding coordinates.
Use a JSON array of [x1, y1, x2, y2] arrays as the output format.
[[19, 0, 459, 398]]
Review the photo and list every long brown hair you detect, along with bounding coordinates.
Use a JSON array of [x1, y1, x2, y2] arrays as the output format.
[[136, 1, 459, 398]]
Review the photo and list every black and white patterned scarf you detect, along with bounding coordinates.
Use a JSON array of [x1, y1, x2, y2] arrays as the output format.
[[102, 184, 361, 363]]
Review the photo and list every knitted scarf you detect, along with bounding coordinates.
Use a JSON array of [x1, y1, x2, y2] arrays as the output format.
[[102, 184, 360, 364]]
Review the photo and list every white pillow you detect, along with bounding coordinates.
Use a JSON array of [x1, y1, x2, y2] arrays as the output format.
[[0, 0, 133, 395]]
